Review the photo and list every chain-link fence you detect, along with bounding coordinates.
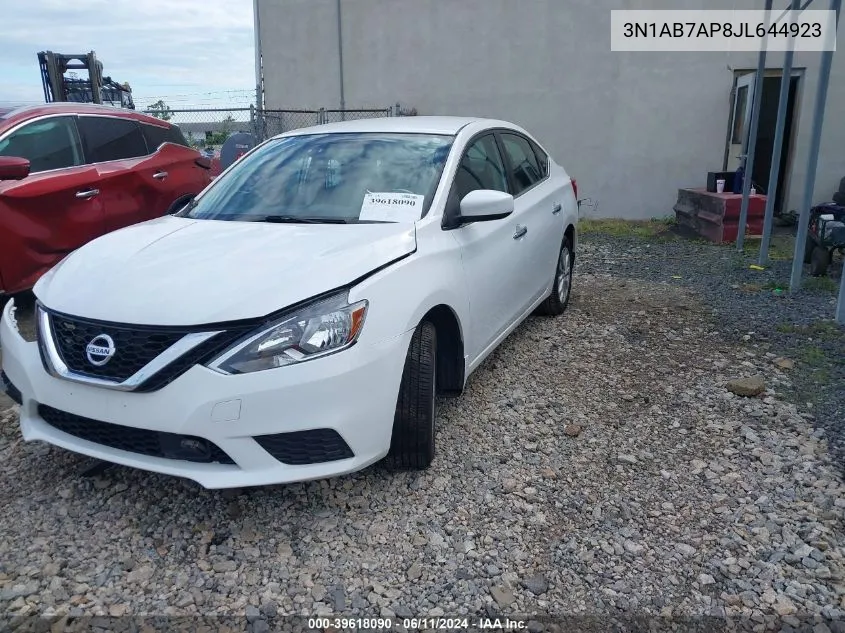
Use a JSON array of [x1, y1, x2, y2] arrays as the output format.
[[255, 107, 397, 140], [141, 108, 255, 150], [142, 105, 410, 150]]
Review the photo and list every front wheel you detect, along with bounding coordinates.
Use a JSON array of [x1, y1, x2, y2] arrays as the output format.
[[536, 234, 574, 316], [386, 321, 437, 469]]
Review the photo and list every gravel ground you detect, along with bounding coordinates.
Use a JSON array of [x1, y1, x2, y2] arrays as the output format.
[[0, 232, 843, 632], [578, 230, 845, 460]]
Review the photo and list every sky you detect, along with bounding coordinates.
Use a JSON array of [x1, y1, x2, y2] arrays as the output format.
[[0, 0, 256, 110]]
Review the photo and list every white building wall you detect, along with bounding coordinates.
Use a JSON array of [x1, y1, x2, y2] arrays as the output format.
[[257, 0, 844, 220]]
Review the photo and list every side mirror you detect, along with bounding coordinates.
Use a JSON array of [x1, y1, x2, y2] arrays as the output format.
[[458, 190, 514, 224], [0, 156, 31, 181]]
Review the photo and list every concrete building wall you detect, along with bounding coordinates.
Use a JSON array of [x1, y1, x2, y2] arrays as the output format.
[[257, 0, 844, 220]]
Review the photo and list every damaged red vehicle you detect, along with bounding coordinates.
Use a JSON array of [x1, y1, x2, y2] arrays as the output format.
[[0, 103, 212, 295]]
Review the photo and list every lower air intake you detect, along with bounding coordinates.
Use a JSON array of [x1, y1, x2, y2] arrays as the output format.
[[254, 428, 354, 465], [38, 405, 235, 464]]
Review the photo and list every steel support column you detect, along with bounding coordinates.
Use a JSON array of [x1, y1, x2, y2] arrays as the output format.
[[758, 0, 799, 266], [790, 0, 841, 292], [737, 0, 773, 251], [837, 258, 845, 324]]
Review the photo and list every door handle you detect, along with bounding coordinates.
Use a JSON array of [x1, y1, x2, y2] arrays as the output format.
[[153, 171, 169, 180], [553, 203, 562, 215], [513, 225, 528, 240], [75, 189, 99, 199]]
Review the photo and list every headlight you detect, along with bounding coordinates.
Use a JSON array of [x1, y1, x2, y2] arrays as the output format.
[[207, 292, 367, 374]]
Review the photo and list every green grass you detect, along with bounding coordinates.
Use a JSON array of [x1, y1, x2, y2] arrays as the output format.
[[740, 235, 795, 261], [799, 347, 831, 382], [776, 320, 844, 340], [579, 217, 676, 238], [800, 346, 827, 366], [776, 323, 844, 385], [762, 279, 790, 292], [803, 276, 838, 293]]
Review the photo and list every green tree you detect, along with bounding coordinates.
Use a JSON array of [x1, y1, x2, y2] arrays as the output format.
[[146, 99, 173, 121], [207, 115, 237, 145], [220, 114, 236, 136]]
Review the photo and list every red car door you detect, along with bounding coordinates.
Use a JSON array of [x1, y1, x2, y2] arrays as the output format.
[[0, 115, 105, 294], [138, 122, 211, 219], [76, 115, 150, 233]]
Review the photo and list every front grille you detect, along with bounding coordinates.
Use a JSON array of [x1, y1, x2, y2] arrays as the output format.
[[134, 332, 245, 393], [1, 371, 22, 405], [42, 309, 250, 392], [255, 429, 354, 465], [38, 405, 235, 464], [50, 314, 185, 381]]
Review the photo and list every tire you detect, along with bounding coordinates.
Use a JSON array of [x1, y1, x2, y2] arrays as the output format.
[[804, 234, 815, 264], [165, 195, 194, 216], [838, 176, 845, 195], [536, 234, 574, 316], [386, 321, 437, 469], [810, 247, 831, 277], [833, 191, 845, 206]]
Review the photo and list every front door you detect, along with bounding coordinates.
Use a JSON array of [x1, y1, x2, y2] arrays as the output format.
[[0, 115, 105, 293], [447, 134, 526, 361]]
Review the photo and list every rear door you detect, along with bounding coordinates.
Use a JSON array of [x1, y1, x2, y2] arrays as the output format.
[[0, 115, 105, 293], [139, 122, 209, 218], [76, 115, 150, 233], [498, 132, 564, 307]]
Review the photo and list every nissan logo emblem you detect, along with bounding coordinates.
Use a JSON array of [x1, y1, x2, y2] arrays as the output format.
[[85, 334, 116, 366]]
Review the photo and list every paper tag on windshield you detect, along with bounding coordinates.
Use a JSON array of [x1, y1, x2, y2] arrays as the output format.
[[359, 192, 424, 223]]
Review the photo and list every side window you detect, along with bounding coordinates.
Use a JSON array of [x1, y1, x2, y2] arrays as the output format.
[[501, 133, 542, 195], [453, 134, 509, 200], [530, 140, 549, 179], [0, 117, 83, 173], [141, 123, 189, 153], [77, 116, 147, 163]]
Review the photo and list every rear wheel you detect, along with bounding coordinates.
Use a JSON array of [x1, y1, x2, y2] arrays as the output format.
[[386, 321, 437, 469], [803, 234, 815, 264], [810, 246, 831, 277], [536, 234, 574, 316]]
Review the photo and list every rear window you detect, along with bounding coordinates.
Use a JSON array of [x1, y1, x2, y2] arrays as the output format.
[[530, 140, 549, 179], [141, 122, 189, 152], [78, 116, 147, 162], [500, 133, 543, 195]]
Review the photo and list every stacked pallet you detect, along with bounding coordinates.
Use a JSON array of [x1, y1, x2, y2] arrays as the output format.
[[673, 188, 767, 244]]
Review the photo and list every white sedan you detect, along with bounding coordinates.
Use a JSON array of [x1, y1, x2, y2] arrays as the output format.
[[0, 116, 578, 488]]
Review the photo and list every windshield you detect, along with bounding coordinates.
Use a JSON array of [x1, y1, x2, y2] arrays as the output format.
[[181, 132, 454, 223]]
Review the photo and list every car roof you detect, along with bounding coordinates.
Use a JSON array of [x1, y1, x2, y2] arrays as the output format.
[[0, 102, 172, 128], [279, 115, 516, 138]]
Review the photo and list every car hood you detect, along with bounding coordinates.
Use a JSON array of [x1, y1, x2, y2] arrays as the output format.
[[34, 217, 416, 325]]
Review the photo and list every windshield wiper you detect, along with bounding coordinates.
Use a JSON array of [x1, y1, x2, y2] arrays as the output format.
[[259, 215, 349, 224]]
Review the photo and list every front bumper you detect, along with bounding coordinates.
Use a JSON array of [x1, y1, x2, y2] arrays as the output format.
[[0, 300, 412, 488]]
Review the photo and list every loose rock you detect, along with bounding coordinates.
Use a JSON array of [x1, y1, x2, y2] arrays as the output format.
[[726, 376, 766, 397]]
